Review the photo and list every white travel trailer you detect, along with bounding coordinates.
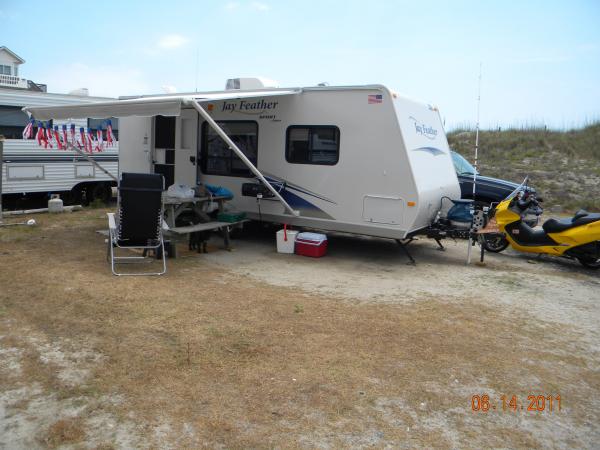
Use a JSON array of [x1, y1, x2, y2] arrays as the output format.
[[1, 88, 118, 206], [24, 80, 461, 239]]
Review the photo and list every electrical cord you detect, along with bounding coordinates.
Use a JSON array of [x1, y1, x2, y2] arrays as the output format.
[[257, 194, 263, 223], [439, 195, 453, 211]]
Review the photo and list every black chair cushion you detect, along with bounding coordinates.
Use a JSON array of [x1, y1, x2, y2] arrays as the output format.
[[117, 238, 160, 247], [118, 172, 164, 245]]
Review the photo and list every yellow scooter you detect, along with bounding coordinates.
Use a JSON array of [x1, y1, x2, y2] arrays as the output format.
[[490, 178, 600, 268]]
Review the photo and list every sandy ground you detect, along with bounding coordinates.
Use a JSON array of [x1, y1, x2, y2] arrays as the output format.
[[209, 227, 600, 352], [0, 210, 599, 449]]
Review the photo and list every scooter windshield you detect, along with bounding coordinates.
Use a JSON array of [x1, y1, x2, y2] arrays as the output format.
[[504, 176, 529, 202]]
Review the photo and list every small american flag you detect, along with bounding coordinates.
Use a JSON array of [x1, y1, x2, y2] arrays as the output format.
[[368, 94, 383, 104]]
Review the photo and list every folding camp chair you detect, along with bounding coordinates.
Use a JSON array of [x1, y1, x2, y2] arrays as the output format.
[[107, 172, 167, 276]]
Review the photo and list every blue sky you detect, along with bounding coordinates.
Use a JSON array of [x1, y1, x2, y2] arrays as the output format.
[[1, 0, 599, 129]]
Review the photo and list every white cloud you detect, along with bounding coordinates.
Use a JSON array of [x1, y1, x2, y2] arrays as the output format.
[[250, 1, 270, 11], [157, 34, 189, 50], [225, 1, 240, 11], [39, 63, 152, 98]]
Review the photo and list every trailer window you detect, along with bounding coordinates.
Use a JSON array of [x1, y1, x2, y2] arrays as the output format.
[[286, 126, 339, 165], [200, 121, 258, 177]]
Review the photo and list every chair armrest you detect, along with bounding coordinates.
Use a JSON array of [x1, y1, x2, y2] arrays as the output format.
[[107, 213, 117, 231]]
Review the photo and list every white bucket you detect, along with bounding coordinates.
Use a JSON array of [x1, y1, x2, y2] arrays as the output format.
[[276, 229, 298, 254]]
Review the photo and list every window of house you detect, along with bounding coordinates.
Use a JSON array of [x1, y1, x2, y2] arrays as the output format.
[[0, 65, 12, 75], [200, 121, 258, 177], [286, 126, 340, 165]]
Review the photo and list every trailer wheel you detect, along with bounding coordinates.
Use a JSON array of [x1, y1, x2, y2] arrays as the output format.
[[71, 186, 88, 206], [90, 183, 112, 204]]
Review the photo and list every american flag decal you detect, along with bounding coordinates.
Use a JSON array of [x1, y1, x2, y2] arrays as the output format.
[[368, 94, 383, 104]]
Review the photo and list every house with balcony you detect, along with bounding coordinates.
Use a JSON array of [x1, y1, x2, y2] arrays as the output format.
[[0, 46, 46, 92]]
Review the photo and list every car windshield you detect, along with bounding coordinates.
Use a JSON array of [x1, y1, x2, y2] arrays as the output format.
[[451, 151, 478, 175]]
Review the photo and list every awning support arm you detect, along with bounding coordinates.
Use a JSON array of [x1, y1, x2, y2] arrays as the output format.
[[188, 99, 299, 217], [64, 141, 118, 182]]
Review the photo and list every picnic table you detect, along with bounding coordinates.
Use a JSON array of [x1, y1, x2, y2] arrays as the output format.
[[161, 193, 246, 258], [162, 194, 229, 228]]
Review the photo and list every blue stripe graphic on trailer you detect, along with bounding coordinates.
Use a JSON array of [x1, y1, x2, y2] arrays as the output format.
[[286, 183, 337, 204], [263, 175, 337, 205], [280, 189, 320, 210], [413, 146, 445, 156], [279, 189, 335, 219]]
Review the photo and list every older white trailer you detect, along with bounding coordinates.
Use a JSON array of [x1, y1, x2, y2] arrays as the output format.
[[24, 80, 460, 239], [1, 88, 118, 206]]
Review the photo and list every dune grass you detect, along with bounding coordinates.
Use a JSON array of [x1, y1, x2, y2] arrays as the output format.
[[448, 123, 600, 211]]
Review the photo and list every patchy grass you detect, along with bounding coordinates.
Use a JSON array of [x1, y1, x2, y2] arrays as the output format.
[[39, 418, 86, 448], [1, 209, 600, 448]]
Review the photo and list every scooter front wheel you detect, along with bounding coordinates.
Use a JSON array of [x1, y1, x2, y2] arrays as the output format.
[[577, 256, 600, 269], [482, 233, 510, 253]]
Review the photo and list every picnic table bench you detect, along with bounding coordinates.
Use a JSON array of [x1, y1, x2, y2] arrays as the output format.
[[162, 193, 246, 258]]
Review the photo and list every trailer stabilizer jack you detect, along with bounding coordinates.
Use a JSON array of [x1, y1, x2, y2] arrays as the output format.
[[435, 238, 445, 251], [396, 239, 416, 265]]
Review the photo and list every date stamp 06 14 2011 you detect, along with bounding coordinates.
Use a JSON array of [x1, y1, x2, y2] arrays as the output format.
[[471, 394, 561, 413]]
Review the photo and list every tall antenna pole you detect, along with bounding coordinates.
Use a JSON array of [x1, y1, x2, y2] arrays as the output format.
[[472, 62, 482, 201], [467, 62, 483, 265], [194, 46, 199, 92]]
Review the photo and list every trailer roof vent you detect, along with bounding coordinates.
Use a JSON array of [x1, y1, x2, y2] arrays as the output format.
[[225, 77, 279, 90], [68, 88, 89, 96]]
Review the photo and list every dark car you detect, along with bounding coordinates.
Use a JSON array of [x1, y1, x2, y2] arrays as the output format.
[[451, 150, 542, 253], [451, 151, 537, 205]]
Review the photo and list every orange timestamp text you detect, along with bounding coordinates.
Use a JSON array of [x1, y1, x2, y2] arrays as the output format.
[[471, 394, 561, 413]]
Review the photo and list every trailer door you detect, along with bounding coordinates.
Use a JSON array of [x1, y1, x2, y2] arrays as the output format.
[[174, 109, 198, 186], [153, 116, 176, 187]]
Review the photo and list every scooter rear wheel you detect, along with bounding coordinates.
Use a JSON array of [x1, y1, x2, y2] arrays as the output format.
[[577, 256, 600, 269]]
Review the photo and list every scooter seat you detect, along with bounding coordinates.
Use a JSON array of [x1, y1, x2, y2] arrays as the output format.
[[543, 212, 600, 233], [543, 218, 573, 233]]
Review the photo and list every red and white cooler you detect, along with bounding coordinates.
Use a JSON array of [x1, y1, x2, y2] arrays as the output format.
[[295, 232, 328, 258]]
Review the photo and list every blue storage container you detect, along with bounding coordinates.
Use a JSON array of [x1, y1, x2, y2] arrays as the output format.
[[447, 199, 474, 228]]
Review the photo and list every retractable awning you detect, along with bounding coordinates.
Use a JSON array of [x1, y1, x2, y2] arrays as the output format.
[[23, 98, 184, 121], [23, 89, 302, 216], [23, 89, 300, 121]]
